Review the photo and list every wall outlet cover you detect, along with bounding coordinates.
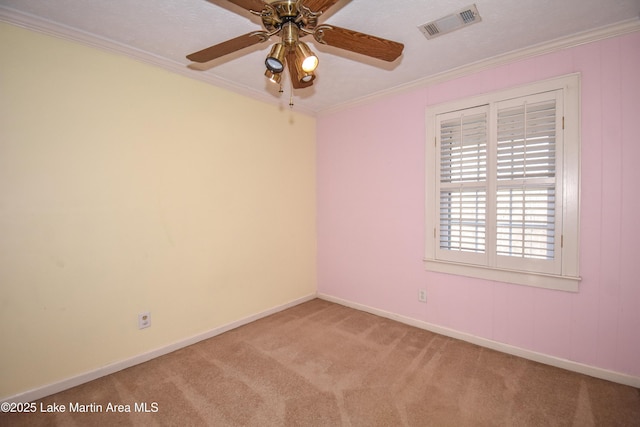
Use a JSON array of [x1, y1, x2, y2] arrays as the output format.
[[418, 289, 427, 303], [138, 312, 151, 329]]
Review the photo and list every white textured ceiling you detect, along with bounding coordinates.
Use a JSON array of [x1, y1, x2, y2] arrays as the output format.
[[1, 0, 639, 114]]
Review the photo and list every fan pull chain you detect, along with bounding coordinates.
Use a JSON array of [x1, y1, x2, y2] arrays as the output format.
[[289, 77, 294, 109]]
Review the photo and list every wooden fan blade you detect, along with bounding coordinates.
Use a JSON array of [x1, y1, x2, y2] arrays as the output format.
[[302, 0, 341, 14], [286, 51, 314, 89], [186, 32, 267, 63], [315, 25, 404, 62], [225, 0, 265, 12]]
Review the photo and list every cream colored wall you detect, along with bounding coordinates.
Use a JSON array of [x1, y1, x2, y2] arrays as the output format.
[[0, 22, 316, 399]]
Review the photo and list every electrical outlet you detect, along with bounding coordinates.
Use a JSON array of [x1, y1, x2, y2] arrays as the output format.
[[418, 289, 427, 303], [138, 312, 151, 329]]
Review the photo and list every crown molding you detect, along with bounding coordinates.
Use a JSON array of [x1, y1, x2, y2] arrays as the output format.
[[0, 6, 317, 117], [2, 5, 638, 118], [318, 17, 640, 116]]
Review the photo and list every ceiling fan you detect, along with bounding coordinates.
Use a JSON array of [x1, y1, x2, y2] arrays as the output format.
[[186, 0, 404, 89]]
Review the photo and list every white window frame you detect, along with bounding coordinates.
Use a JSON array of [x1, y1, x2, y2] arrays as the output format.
[[424, 74, 581, 292]]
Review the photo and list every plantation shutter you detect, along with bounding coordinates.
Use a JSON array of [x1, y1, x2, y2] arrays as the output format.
[[436, 106, 488, 264], [495, 91, 562, 272], [426, 74, 580, 290]]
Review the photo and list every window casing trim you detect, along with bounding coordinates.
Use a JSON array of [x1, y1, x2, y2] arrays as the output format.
[[424, 259, 580, 292], [424, 73, 581, 292]]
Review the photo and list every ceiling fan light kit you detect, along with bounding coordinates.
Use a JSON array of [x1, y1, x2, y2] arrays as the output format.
[[264, 68, 282, 84], [186, 0, 404, 93], [295, 42, 318, 73], [265, 42, 287, 72]]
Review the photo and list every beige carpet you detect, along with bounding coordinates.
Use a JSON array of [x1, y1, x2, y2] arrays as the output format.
[[2, 299, 639, 426]]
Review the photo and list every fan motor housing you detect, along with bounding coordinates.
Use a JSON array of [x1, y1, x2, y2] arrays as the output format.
[[268, 0, 298, 17], [261, 0, 319, 32]]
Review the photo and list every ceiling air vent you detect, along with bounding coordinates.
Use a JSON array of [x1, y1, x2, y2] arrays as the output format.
[[418, 4, 482, 40]]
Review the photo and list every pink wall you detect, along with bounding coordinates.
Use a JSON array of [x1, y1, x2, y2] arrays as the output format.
[[317, 31, 640, 378]]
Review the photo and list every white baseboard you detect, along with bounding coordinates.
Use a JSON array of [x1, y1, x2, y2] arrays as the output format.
[[318, 293, 640, 389], [2, 293, 316, 404], [6, 291, 636, 403]]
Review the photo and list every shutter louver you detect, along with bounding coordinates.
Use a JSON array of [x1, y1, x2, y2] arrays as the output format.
[[440, 189, 486, 253], [496, 98, 557, 261], [439, 111, 487, 254], [497, 100, 556, 181], [440, 113, 487, 183], [497, 187, 555, 260]]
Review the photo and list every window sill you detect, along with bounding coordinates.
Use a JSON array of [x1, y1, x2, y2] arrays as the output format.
[[423, 259, 580, 292]]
